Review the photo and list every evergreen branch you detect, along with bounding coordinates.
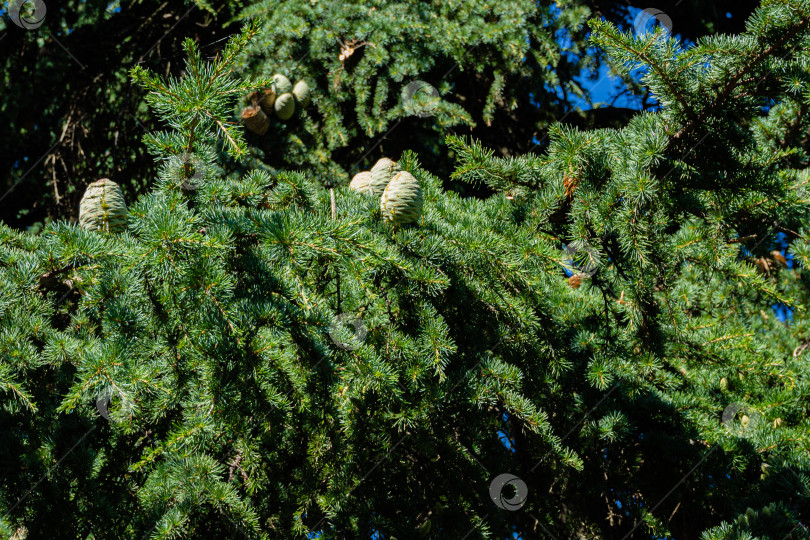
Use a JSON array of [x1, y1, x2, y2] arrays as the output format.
[[591, 21, 699, 129], [205, 112, 243, 156], [673, 12, 810, 141]]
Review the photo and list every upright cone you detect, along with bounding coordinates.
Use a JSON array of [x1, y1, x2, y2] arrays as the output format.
[[380, 171, 423, 225], [349, 171, 371, 193], [292, 80, 310, 108], [272, 74, 293, 95], [369, 158, 401, 196], [274, 93, 296, 121], [79, 178, 128, 233]]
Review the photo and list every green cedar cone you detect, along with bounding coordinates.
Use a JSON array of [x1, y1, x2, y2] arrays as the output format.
[[79, 178, 128, 233], [368, 157, 401, 196], [349, 171, 371, 193], [380, 171, 423, 225], [275, 93, 296, 121], [272, 73, 292, 94], [292, 80, 310, 108]]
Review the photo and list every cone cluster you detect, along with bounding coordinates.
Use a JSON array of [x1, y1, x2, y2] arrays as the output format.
[[351, 157, 423, 225], [736, 503, 777, 528], [79, 178, 128, 233], [242, 74, 311, 135]]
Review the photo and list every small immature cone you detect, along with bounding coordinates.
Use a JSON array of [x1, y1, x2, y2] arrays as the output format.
[[257, 88, 277, 115], [746, 507, 757, 523], [242, 105, 270, 135]]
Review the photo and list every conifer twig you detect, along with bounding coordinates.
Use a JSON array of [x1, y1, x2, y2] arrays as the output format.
[[673, 14, 810, 141], [330, 186, 341, 312]]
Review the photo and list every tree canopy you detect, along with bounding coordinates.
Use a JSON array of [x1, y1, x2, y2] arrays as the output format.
[[1, 1, 809, 539]]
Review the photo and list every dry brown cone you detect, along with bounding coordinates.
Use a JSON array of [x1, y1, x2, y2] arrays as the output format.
[[771, 250, 788, 267], [754, 257, 770, 274], [246, 90, 262, 109], [568, 274, 583, 289], [338, 39, 374, 63], [563, 165, 580, 200], [257, 88, 277, 115], [242, 105, 270, 135]]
